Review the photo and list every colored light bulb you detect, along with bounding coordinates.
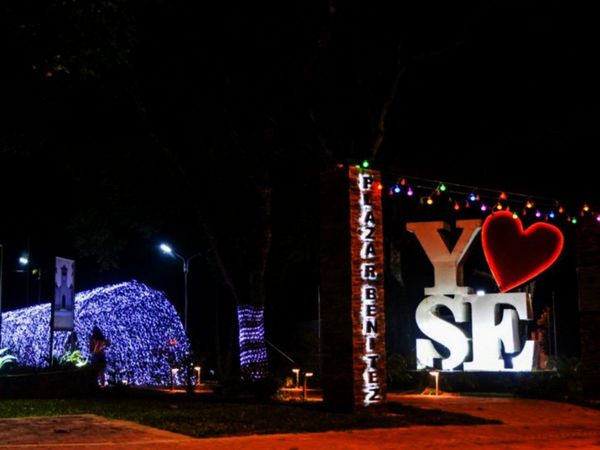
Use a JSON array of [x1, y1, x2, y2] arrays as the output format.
[[469, 193, 476, 202], [426, 197, 433, 205], [361, 160, 370, 168], [496, 203, 503, 210], [558, 206, 565, 214], [481, 204, 487, 212], [439, 184, 447, 192], [407, 187, 414, 196], [377, 183, 383, 190], [571, 217, 578, 224], [526, 200, 534, 209], [535, 210, 542, 218], [583, 204, 590, 212], [512, 212, 518, 219], [499, 192, 508, 200], [393, 185, 401, 194], [454, 201, 460, 211], [549, 211, 555, 219]]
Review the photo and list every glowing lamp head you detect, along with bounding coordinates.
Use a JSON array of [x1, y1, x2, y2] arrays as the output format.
[[19, 256, 29, 266], [159, 243, 173, 255], [476, 290, 486, 296]]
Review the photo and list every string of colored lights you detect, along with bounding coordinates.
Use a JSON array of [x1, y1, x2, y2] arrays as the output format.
[[1, 281, 190, 386], [355, 160, 599, 224]]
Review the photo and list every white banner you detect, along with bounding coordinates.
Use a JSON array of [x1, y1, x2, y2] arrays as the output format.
[[54, 257, 75, 331]]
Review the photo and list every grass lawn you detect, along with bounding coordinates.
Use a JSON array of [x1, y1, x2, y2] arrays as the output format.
[[0, 389, 499, 438]]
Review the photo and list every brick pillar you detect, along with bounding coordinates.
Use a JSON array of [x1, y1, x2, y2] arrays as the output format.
[[576, 221, 600, 398], [320, 166, 386, 411]]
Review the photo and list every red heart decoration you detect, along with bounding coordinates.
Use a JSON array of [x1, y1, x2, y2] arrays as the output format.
[[482, 211, 564, 292]]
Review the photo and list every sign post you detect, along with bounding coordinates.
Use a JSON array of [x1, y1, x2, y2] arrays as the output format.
[[50, 257, 75, 365]]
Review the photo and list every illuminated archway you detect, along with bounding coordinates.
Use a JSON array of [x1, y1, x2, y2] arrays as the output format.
[[1, 281, 189, 385]]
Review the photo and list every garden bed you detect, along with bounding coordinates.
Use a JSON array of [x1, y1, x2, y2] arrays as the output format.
[[0, 367, 98, 398]]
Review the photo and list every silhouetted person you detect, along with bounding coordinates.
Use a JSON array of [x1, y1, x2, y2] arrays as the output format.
[[90, 326, 110, 386]]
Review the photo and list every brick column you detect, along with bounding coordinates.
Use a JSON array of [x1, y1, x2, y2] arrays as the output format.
[[577, 221, 600, 398], [320, 166, 386, 411]]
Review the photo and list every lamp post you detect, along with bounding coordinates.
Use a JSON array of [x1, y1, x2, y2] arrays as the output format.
[[303, 372, 313, 401], [159, 243, 202, 333], [18, 255, 30, 305], [17, 255, 42, 305], [292, 368, 300, 389], [429, 370, 440, 396]]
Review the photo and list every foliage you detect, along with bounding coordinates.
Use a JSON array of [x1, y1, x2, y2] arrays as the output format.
[[0, 348, 18, 370], [212, 376, 281, 400], [59, 350, 88, 369], [513, 357, 582, 401], [386, 353, 428, 391]]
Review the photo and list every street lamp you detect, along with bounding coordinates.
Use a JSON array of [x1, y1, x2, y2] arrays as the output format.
[[159, 243, 202, 333], [17, 254, 42, 304], [18, 254, 30, 305], [303, 372, 314, 401], [292, 368, 300, 389]]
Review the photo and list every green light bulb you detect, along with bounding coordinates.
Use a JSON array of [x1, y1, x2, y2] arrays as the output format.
[[362, 160, 370, 168]]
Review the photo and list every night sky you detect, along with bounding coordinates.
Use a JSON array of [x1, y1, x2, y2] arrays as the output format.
[[1, 1, 598, 374]]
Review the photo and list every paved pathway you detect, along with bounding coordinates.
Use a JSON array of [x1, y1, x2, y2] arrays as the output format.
[[1, 395, 599, 449]]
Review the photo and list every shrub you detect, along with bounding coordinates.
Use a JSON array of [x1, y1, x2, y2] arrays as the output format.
[[0, 348, 17, 370]]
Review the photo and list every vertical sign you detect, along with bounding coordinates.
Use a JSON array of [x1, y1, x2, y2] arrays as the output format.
[[320, 166, 386, 411], [349, 166, 386, 406], [54, 257, 75, 331]]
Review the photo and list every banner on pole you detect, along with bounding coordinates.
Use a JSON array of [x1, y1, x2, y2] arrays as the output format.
[[54, 257, 75, 331]]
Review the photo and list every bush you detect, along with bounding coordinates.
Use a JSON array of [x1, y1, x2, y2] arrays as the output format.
[[0, 348, 17, 371], [213, 376, 281, 400], [386, 353, 428, 391]]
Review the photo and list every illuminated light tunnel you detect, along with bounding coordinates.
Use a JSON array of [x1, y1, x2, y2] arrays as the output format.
[[0, 281, 189, 386]]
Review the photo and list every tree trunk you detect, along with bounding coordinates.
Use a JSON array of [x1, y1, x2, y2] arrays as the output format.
[[238, 182, 272, 380]]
